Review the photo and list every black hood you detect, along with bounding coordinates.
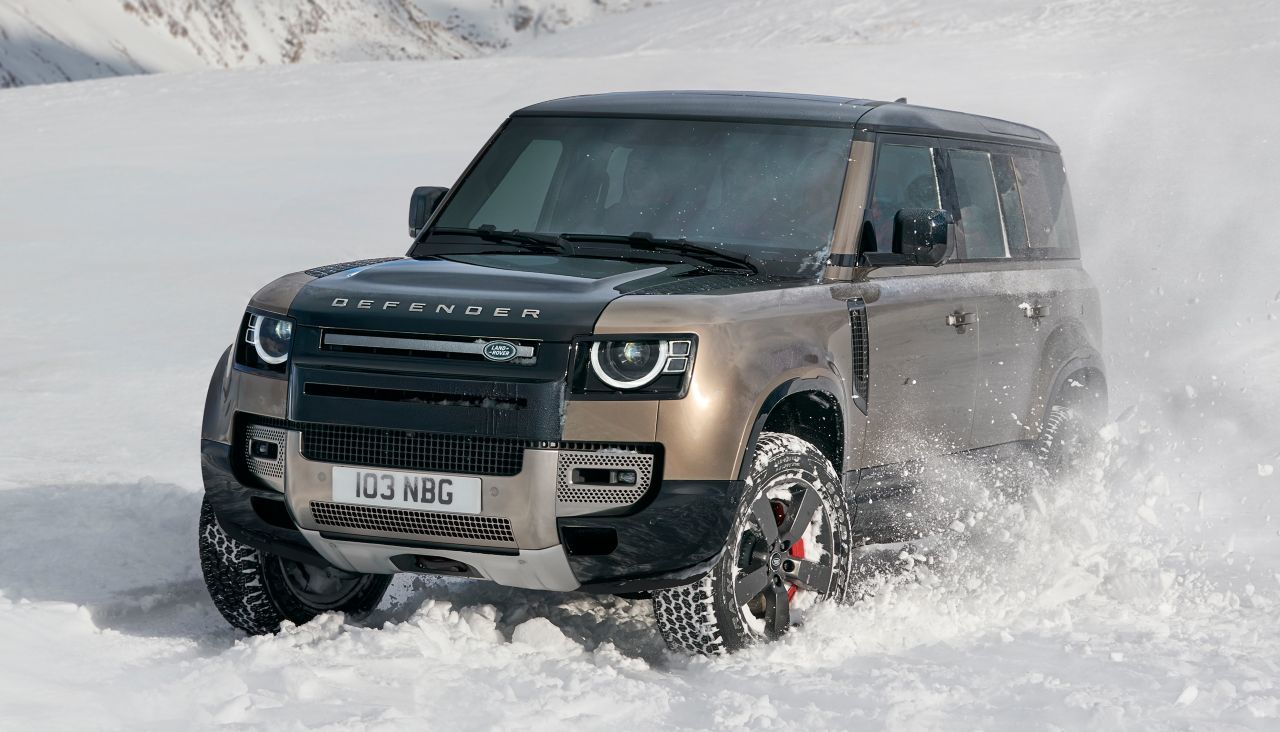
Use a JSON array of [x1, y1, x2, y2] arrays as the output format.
[[288, 255, 680, 342]]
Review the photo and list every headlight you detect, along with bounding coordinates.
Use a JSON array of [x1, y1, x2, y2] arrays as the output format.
[[244, 313, 293, 367], [586, 338, 693, 391]]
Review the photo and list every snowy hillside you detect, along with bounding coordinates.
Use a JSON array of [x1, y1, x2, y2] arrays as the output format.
[[1, 0, 1279, 729], [0, 0, 653, 87]]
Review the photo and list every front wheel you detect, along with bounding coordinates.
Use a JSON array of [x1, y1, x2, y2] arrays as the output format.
[[198, 498, 391, 635], [653, 432, 852, 654]]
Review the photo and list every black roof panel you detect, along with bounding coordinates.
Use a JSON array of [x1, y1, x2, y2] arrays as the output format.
[[513, 91, 1057, 150]]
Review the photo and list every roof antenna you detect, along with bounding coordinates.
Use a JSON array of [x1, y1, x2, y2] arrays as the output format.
[[894, 97, 908, 103]]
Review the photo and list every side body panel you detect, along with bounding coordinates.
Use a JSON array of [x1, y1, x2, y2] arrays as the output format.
[[591, 283, 864, 480], [859, 266, 980, 465], [971, 262, 1098, 444]]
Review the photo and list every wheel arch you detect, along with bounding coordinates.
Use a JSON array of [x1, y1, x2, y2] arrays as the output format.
[[736, 376, 849, 481], [1027, 319, 1108, 433]]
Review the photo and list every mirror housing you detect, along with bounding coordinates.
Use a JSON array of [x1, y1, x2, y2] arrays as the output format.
[[893, 208, 951, 266], [409, 186, 448, 237]]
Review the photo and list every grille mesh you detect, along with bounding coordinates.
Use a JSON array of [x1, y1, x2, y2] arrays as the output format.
[[301, 423, 533, 476], [305, 257, 402, 278], [849, 300, 870, 403], [243, 424, 287, 482], [311, 501, 515, 543], [556, 450, 654, 507]]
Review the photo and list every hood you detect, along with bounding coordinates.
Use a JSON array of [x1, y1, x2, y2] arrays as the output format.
[[286, 255, 681, 342]]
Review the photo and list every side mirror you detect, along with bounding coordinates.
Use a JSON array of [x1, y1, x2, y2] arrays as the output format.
[[409, 186, 448, 237], [893, 208, 951, 266]]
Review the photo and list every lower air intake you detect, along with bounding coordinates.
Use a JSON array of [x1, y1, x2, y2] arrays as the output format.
[[310, 501, 515, 544]]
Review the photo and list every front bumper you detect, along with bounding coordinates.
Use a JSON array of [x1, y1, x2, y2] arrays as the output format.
[[203, 425, 741, 593]]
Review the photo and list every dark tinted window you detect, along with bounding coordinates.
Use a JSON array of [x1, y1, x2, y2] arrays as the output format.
[[950, 149, 1007, 259], [862, 144, 939, 253], [992, 155, 1028, 252], [1013, 152, 1077, 251]]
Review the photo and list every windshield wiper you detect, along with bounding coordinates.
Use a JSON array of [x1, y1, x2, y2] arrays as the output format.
[[428, 226, 573, 254], [559, 232, 761, 274]]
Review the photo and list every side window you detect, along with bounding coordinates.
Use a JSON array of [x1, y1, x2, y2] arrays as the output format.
[[862, 144, 939, 253], [469, 139, 563, 230], [950, 149, 1008, 259], [1012, 152, 1077, 251], [992, 155, 1029, 252]]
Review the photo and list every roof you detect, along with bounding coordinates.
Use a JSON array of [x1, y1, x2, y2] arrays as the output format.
[[513, 90, 1057, 150]]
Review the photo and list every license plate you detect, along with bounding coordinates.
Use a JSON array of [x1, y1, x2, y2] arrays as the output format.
[[331, 466, 481, 514]]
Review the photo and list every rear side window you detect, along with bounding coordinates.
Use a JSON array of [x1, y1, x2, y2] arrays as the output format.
[[1013, 152, 1078, 252], [862, 144, 939, 253], [950, 149, 1008, 259]]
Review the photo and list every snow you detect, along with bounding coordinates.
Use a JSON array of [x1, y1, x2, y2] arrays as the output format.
[[0, 0, 658, 87], [2, 0, 1280, 728]]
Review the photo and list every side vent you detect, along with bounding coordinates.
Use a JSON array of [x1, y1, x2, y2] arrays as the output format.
[[305, 257, 402, 278], [847, 299, 870, 414]]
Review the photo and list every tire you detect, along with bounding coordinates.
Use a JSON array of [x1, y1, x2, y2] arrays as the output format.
[[198, 498, 391, 635], [653, 432, 853, 655], [1034, 403, 1099, 477]]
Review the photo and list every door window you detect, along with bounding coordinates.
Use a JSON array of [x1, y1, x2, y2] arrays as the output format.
[[863, 144, 939, 253], [992, 155, 1029, 252], [950, 149, 1008, 259]]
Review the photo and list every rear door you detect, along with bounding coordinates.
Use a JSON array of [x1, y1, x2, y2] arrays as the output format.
[[859, 136, 980, 466], [959, 146, 1077, 447]]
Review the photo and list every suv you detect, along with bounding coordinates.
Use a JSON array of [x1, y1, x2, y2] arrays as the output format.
[[199, 91, 1105, 654]]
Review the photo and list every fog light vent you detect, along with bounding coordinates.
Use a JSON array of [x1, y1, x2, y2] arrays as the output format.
[[244, 424, 287, 491], [556, 450, 654, 516]]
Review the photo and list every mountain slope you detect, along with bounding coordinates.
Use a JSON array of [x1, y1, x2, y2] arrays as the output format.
[[0, 0, 654, 88]]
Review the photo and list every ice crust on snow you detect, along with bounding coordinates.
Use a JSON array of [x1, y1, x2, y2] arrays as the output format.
[[2, 0, 1280, 729]]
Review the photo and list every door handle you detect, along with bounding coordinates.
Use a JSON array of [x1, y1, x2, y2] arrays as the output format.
[[946, 311, 977, 330], [1019, 302, 1050, 319]]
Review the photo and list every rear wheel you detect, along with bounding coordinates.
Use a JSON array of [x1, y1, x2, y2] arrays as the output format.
[[1035, 403, 1100, 477], [653, 432, 852, 654], [198, 498, 390, 634]]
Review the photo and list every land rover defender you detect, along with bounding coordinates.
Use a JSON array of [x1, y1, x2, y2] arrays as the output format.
[[199, 91, 1106, 654]]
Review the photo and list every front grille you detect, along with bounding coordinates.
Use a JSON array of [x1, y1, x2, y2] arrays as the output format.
[[311, 501, 515, 543], [301, 423, 534, 476]]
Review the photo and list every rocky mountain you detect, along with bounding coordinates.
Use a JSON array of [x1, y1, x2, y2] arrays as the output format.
[[0, 0, 652, 88]]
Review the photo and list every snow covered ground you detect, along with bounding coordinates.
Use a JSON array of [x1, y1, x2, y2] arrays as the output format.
[[1, 0, 1279, 728]]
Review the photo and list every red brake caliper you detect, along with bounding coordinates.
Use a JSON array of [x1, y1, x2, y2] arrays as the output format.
[[771, 501, 807, 602]]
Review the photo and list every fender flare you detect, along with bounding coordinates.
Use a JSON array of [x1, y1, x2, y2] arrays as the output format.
[[735, 376, 847, 482], [1045, 354, 1108, 420]]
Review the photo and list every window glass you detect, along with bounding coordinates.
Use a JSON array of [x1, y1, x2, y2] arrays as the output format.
[[1013, 153, 1077, 250], [992, 155, 1028, 252], [950, 149, 1008, 259], [863, 144, 939, 253], [431, 117, 854, 279], [469, 139, 563, 230]]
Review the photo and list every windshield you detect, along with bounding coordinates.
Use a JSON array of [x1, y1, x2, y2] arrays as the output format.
[[421, 117, 854, 279]]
